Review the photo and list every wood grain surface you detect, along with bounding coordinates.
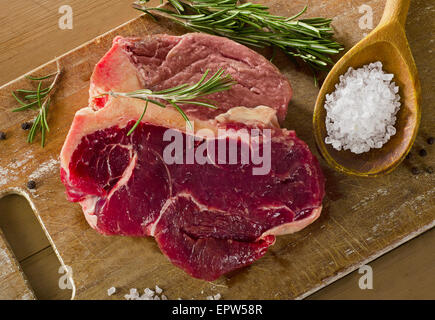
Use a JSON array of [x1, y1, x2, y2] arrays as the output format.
[[0, 0, 434, 300], [0, 229, 35, 300]]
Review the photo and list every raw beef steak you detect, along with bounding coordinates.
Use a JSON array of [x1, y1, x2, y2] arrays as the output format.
[[60, 34, 322, 280], [60, 96, 324, 280], [89, 34, 292, 122]]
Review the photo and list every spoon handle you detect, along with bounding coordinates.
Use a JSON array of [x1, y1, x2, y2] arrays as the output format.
[[379, 0, 411, 27]]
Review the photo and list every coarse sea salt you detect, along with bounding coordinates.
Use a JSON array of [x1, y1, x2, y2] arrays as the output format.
[[124, 285, 166, 300], [206, 293, 222, 300], [107, 287, 116, 296], [324, 61, 401, 154]]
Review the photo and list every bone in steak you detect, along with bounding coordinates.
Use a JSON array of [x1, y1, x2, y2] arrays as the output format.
[[60, 34, 324, 281], [89, 34, 292, 122]]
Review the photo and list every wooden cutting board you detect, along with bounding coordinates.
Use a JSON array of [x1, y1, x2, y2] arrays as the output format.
[[0, 0, 434, 300]]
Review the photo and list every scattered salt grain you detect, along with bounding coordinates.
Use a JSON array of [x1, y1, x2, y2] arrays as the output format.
[[324, 61, 401, 154], [124, 285, 167, 300], [107, 287, 116, 296], [144, 288, 155, 296], [206, 293, 222, 300], [124, 288, 139, 300], [155, 285, 163, 294]]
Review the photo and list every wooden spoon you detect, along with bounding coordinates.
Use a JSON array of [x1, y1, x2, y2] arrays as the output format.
[[313, 0, 421, 177]]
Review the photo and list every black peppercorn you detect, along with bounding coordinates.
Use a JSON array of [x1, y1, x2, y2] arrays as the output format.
[[418, 149, 427, 157], [0, 131, 6, 140], [26, 180, 36, 189], [426, 167, 434, 174], [428, 137, 434, 145], [411, 167, 420, 175], [21, 122, 32, 130], [405, 152, 412, 160]]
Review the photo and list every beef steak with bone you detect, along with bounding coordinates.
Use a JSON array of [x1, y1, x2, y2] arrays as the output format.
[[60, 34, 324, 281]]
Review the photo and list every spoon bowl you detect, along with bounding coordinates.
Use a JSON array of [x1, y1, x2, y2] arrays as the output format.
[[313, 0, 421, 177]]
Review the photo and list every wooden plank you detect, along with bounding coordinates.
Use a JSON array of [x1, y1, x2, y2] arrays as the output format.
[[0, 194, 50, 261], [310, 227, 435, 299], [0, 0, 433, 300], [0, 194, 72, 299], [0, 0, 144, 85], [20, 246, 72, 300], [0, 229, 35, 300]]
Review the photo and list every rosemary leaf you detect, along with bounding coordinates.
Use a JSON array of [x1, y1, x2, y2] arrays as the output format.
[[105, 68, 235, 135], [15, 87, 50, 94], [127, 100, 149, 136], [170, 100, 193, 130], [12, 101, 38, 112], [42, 98, 50, 133], [36, 82, 43, 108], [177, 100, 217, 109], [133, 0, 344, 71], [147, 99, 168, 109], [36, 81, 46, 147], [12, 61, 62, 147], [12, 91, 29, 107], [27, 113, 40, 143], [26, 72, 57, 81]]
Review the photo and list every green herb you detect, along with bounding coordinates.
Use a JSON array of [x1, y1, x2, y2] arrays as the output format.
[[104, 68, 235, 134], [12, 61, 62, 147], [133, 0, 343, 71]]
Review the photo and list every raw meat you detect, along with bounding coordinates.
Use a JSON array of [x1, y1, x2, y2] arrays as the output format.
[[60, 98, 324, 280], [89, 34, 292, 122], [60, 34, 323, 281]]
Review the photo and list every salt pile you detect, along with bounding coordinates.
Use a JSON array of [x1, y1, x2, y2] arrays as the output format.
[[324, 61, 401, 154]]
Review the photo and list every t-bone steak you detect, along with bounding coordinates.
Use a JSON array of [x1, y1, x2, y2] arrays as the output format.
[[89, 34, 292, 122], [60, 34, 324, 281]]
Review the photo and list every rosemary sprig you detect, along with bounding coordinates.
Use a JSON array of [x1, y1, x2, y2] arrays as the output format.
[[133, 0, 344, 71], [12, 61, 62, 147], [104, 68, 235, 134]]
